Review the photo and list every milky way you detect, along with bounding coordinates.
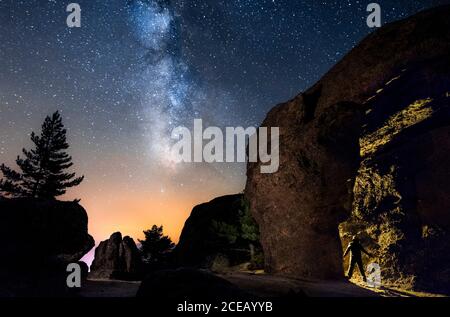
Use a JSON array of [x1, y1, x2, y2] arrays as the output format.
[[126, 0, 193, 165]]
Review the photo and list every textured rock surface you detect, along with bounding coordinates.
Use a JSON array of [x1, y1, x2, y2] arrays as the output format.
[[175, 194, 260, 269], [245, 6, 450, 283], [90, 232, 143, 280], [0, 198, 94, 296], [340, 57, 450, 292]]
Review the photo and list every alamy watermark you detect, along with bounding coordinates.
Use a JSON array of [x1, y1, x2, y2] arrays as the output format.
[[66, 3, 81, 28], [66, 262, 81, 288], [366, 262, 382, 288], [170, 119, 280, 174], [64, 3, 382, 29], [367, 3, 382, 28]]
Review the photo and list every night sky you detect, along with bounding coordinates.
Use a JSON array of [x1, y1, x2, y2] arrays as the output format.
[[0, 0, 447, 264]]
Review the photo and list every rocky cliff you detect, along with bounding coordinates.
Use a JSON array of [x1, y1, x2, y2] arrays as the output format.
[[245, 5, 450, 291], [339, 57, 450, 291], [0, 198, 94, 296], [90, 232, 143, 280]]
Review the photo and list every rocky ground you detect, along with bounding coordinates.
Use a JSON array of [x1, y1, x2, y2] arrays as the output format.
[[78, 272, 447, 298], [80, 279, 141, 297]]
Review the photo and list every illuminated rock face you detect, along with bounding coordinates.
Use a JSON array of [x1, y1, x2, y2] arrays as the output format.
[[340, 58, 450, 292], [245, 98, 364, 280], [245, 6, 450, 286]]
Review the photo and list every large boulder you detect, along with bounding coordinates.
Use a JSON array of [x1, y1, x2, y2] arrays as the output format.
[[175, 194, 261, 270], [245, 5, 450, 285], [89, 232, 143, 280], [137, 268, 248, 300], [0, 198, 95, 296]]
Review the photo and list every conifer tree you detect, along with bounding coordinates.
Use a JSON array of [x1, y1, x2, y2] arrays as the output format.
[[139, 225, 175, 264], [0, 111, 84, 199]]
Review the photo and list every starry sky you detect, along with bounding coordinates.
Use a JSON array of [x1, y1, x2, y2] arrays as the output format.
[[0, 0, 448, 265]]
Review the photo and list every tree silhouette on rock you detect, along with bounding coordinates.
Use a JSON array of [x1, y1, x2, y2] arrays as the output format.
[[139, 225, 175, 267], [0, 111, 84, 199]]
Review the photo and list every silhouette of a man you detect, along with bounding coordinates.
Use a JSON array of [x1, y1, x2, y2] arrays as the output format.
[[343, 235, 371, 282]]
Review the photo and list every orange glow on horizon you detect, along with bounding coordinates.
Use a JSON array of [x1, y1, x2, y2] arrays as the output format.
[[65, 172, 244, 247]]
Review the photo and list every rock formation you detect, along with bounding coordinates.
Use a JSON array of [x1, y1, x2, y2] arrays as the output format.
[[339, 57, 450, 291], [245, 5, 450, 291], [90, 232, 143, 280], [175, 194, 261, 270], [0, 198, 94, 296]]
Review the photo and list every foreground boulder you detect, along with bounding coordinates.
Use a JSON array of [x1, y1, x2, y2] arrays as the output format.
[[245, 5, 450, 288], [90, 232, 143, 280], [175, 194, 262, 271], [137, 268, 248, 300], [0, 198, 94, 296]]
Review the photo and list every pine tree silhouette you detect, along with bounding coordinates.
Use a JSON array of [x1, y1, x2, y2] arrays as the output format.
[[0, 111, 84, 199], [139, 225, 175, 264]]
